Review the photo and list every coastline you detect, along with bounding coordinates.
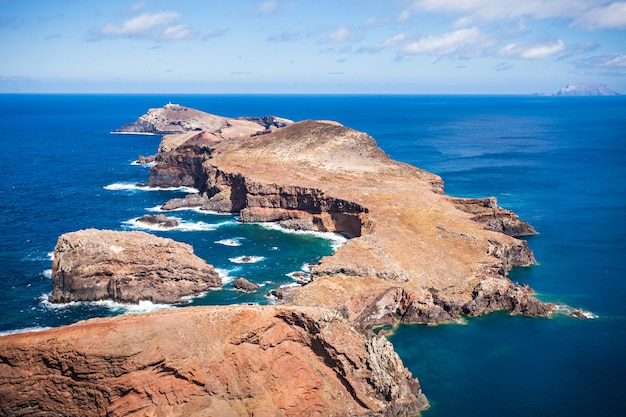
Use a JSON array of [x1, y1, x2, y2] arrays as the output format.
[[2, 95, 620, 416]]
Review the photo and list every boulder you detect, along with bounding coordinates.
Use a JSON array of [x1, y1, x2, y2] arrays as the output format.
[[136, 214, 179, 228], [233, 277, 260, 292]]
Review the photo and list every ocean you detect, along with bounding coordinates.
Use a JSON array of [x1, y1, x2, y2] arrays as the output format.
[[0, 94, 624, 416]]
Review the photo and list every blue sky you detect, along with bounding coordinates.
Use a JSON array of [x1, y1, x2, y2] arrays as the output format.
[[1, 0, 625, 94]]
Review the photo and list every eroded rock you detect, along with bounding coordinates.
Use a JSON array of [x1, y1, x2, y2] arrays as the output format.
[[136, 214, 179, 228], [0, 306, 428, 417], [49, 229, 221, 304], [233, 277, 260, 292]]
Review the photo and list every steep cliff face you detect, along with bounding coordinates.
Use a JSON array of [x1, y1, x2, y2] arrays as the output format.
[[450, 197, 537, 237], [50, 229, 221, 304], [144, 118, 551, 326], [0, 306, 427, 417]]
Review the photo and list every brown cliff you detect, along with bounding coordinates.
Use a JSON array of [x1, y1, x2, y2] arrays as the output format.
[[151, 119, 551, 327], [0, 306, 427, 417], [50, 229, 221, 304]]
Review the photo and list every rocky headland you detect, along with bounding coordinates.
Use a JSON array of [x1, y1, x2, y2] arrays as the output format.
[[0, 105, 555, 416], [114, 103, 292, 136], [144, 116, 551, 326]]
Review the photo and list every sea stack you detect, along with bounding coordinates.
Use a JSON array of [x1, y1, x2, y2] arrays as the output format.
[[50, 229, 221, 304]]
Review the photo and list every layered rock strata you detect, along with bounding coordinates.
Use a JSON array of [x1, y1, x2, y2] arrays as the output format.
[[147, 117, 551, 328], [49, 229, 221, 304], [0, 306, 427, 417]]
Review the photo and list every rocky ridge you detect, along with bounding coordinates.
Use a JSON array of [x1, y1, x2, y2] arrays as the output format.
[[148, 117, 551, 327], [114, 103, 292, 136]]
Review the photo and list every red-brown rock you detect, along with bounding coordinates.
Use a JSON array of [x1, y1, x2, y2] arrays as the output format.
[[0, 306, 428, 417]]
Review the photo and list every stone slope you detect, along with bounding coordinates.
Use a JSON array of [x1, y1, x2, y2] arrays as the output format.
[[0, 305, 427, 417]]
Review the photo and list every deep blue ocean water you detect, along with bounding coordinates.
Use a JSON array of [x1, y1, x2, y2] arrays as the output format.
[[0, 94, 624, 416]]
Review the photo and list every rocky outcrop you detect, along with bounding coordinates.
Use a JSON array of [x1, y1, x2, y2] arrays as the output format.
[[114, 104, 293, 136], [136, 214, 179, 228], [233, 277, 260, 292], [0, 306, 427, 417], [49, 229, 220, 304], [450, 197, 537, 236]]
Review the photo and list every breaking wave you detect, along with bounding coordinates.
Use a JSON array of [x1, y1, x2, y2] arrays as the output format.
[[228, 256, 265, 264], [215, 238, 243, 247], [40, 294, 175, 314], [104, 183, 198, 193]]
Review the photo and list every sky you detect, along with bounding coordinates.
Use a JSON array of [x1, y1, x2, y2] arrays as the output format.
[[0, 0, 625, 94]]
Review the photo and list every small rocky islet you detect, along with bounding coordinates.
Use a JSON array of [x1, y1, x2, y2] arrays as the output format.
[[0, 104, 556, 416]]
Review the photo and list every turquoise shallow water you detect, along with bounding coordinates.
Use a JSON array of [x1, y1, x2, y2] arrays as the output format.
[[1, 94, 625, 416]]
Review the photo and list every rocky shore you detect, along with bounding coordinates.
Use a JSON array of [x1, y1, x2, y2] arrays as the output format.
[[0, 105, 555, 416]]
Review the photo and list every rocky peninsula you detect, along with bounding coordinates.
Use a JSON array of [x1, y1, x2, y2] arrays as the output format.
[[0, 104, 554, 416]]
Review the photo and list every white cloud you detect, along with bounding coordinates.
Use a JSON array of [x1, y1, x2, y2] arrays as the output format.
[[571, 2, 626, 30], [255, 1, 278, 15], [95, 11, 195, 42], [499, 39, 565, 59], [321, 27, 354, 43], [360, 34, 407, 53], [399, 0, 622, 30], [573, 53, 626, 74], [399, 27, 490, 56], [100, 12, 181, 37], [160, 24, 192, 41]]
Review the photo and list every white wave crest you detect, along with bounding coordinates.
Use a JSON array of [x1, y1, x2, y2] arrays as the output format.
[[554, 303, 599, 319], [42, 269, 52, 279], [215, 268, 237, 284], [123, 217, 231, 232], [215, 238, 243, 247], [0, 326, 53, 336], [40, 294, 175, 313], [286, 271, 311, 284], [258, 222, 348, 250], [228, 256, 265, 264], [104, 183, 198, 193], [130, 160, 156, 167]]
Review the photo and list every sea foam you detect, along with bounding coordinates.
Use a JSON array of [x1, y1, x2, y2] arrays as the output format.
[[258, 222, 348, 250], [123, 217, 235, 232], [228, 256, 265, 264], [215, 238, 243, 247], [40, 294, 175, 314], [104, 183, 198, 193]]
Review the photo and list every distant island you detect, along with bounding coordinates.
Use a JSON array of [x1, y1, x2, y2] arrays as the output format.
[[535, 82, 620, 96]]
